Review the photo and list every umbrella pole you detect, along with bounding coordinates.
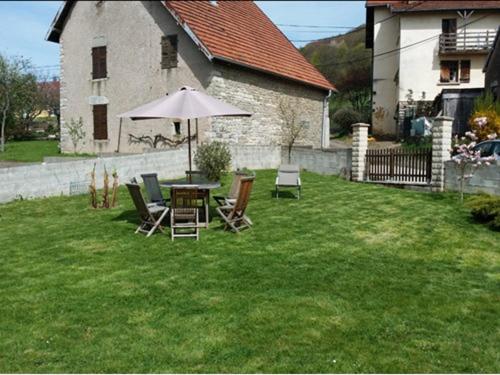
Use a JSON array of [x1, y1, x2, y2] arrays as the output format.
[[116, 118, 122, 153], [188, 119, 192, 182]]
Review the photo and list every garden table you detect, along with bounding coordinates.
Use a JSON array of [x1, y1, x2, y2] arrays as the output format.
[[160, 178, 221, 228]]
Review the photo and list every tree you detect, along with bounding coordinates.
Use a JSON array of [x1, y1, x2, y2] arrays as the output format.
[[38, 76, 60, 126], [451, 130, 496, 202], [278, 97, 304, 163], [66, 117, 86, 153], [0, 54, 33, 152]]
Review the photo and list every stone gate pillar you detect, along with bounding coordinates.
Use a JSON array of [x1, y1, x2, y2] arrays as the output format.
[[431, 116, 453, 192], [351, 123, 370, 181]]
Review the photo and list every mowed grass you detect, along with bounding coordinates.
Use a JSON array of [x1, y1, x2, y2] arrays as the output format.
[[0, 140, 60, 162], [0, 140, 95, 163], [0, 170, 498, 373]]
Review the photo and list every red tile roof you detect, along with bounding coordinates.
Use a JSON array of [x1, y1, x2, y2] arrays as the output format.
[[366, 0, 500, 11], [164, 1, 335, 91]]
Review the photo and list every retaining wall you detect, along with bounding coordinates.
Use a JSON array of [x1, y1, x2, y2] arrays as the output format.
[[444, 160, 500, 196], [0, 145, 281, 203], [283, 147, 352, 176]]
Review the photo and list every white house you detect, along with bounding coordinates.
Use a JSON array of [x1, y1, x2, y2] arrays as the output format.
[[365, 0, 500, 136], [46, 1, 335, 154]]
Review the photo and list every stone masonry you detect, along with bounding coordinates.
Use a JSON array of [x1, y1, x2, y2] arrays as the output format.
[[431, 116, 453, 192], [351, 123, 370, 181]]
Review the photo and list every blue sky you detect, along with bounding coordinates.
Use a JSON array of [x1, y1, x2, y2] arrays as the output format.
[[0, 1, 365, 78]]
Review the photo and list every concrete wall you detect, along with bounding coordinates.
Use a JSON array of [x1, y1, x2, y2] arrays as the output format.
[[59, 1, 328, 154], [283, 147, 352, 176], [371, 8, 500, 136], [0, 145, 281, 203], [444, 160, 500, 196]]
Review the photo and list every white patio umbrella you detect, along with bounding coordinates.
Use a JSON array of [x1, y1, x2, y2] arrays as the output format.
[[117, 86, 251, 177]]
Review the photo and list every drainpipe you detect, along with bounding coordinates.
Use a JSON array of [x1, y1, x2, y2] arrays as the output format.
[[321, 89, 332, 149]]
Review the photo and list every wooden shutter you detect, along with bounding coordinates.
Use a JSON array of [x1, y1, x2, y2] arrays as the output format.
[[460, 60, 471, 82], [440, 61, 451, 82], [93, 104, 108, 140], [161, 35, 178, 69], [92, 46, 107, 79]]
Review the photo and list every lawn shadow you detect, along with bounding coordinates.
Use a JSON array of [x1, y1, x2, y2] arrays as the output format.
[[270, 190, 299, 199], [112, 209, 140, 224]]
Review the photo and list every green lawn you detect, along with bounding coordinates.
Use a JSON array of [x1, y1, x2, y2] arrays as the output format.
[[0, 140, 94, 163], [0, 171, 498, 372], [0, 140, 61, 162]]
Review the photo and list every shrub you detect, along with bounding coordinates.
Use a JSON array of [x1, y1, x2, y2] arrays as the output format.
[[490, 213, 500, 231], [469, 92, 500, 141], [332, 107, 362, 134], [466, 195, 500, 224], [194, 141, 231, 181]]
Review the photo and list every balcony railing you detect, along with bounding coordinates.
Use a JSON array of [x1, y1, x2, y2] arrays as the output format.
[[439, 31, 495, 54]]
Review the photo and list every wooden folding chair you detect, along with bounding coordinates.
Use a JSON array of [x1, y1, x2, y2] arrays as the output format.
[[126, 183, 169, 237], [213, 170, 247, 207], [141, 173, 168, 206], [216, 176, 255, 233], [170, 185, 200, 241]]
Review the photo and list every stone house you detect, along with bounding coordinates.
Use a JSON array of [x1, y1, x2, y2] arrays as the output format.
[[365, 0, 500, 136], [46, 1, 335, 154], [484, 26, 500, 101]]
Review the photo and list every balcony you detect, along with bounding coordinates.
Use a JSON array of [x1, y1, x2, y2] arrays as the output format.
[[439, 31, 495, 55]]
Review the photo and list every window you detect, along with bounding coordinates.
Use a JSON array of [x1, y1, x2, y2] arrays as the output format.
[[93, 104, 108, 140], [460, 60, 471, 83], [173, 121, 181, 135], [92, 46, 107, 79], [440, 60, 459, 82], [161, 35, 178, 69], [440, 60, 471, 83], [442, 18, 457, 34]]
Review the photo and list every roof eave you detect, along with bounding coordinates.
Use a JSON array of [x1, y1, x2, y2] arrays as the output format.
[[213, 55, 336, 92], [45, 1, 75, 43], [162, 2, 214, 61]]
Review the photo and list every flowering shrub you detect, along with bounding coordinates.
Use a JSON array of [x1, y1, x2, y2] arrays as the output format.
[[451, 131, 496, 202], [469, 110, 500, 141], [469, 92, 500, 141]]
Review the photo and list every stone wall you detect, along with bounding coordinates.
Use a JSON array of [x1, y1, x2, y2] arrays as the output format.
[[282, 147, 352, 176], [444, 160, 500, 196], [0, 145, 281, 203], [207, 64, 328, 148]]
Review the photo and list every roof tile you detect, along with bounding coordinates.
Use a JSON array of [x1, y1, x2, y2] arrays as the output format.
[[165, 1, 335, 91]]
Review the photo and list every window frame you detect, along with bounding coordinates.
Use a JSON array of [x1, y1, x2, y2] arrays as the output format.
[[460, 60, 471, 83], [440, 60, 459, 83], [92, 46, 107, 80], [93, 104, 108, 140]]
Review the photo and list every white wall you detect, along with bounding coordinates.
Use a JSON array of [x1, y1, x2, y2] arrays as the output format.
[[371, 8, 400, 135], [399, 11, 500, 101], [371, 8, 500, 136]]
